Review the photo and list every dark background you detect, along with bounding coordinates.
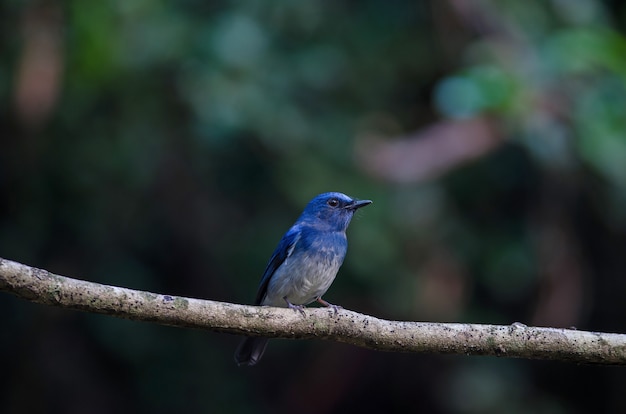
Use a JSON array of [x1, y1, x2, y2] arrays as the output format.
[[2, 1, 626, 413]]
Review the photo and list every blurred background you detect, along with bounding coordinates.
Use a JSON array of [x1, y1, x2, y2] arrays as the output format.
[[2, 0, 626, 413]]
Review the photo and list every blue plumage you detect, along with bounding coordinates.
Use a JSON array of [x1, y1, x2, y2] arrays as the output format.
[[234, 192, 372, 366]]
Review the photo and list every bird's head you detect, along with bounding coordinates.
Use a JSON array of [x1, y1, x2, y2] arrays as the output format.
[[298, 192, 372, 232]]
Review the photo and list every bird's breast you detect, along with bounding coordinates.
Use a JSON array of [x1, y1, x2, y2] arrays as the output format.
[[263, 233, 347, 307]]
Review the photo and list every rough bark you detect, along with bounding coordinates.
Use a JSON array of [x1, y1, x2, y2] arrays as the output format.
[[1, 257, 625, 365]]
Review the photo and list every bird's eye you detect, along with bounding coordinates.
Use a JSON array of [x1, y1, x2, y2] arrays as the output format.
[[327, 198, 339, 207]]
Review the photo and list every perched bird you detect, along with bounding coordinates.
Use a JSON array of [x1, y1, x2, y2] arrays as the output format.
[[234, 192, 372, 366]]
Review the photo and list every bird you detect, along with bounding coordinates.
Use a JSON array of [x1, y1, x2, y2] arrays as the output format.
[[234, 192, 372, 366]]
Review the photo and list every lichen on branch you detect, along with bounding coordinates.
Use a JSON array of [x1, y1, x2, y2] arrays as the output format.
[[1, 257, 625, 365]]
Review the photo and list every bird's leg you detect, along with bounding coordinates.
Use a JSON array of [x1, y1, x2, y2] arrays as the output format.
[[283, 296, 306, 315], [316, 297, 342, 314]]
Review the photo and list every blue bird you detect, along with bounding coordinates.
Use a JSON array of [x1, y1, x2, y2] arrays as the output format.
[[234, 192, 372, 366]]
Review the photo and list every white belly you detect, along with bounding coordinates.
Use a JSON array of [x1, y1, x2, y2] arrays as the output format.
[[262, 249, 344, 307]]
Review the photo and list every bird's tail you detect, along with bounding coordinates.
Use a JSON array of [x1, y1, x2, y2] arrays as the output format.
[[234, 337, 270, 366]]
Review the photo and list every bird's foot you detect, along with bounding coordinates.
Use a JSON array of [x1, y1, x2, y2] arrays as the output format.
[[284, 297, 306, 315], [317, 297, 342, 315]]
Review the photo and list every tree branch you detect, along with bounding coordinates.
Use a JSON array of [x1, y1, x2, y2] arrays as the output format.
[[1, 257, 625, 365]]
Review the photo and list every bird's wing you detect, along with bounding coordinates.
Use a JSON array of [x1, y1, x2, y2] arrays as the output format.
[[254, 225, 301, 305]]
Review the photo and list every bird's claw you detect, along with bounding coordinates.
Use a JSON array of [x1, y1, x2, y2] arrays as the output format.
[[289, 303, 306, 316], [284, 297, 306, 315], [317, 297, 342, 315], [328, 304, 342, 315]]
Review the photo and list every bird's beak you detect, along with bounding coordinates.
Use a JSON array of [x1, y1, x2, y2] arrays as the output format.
[[346, 199, 372, 210]]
